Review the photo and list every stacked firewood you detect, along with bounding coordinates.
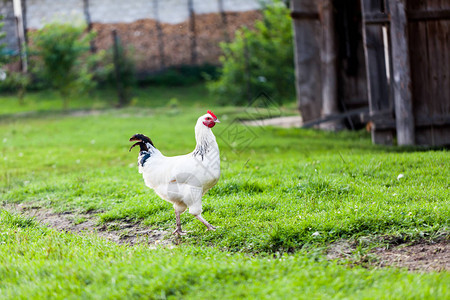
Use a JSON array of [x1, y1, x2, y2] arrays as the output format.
[[91, 10, 262, 72]]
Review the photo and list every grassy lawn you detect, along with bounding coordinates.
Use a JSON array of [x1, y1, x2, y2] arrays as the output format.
[[0, 84, 212, 116], [1, 87, 449, 298], [2, 211, 448, 299]]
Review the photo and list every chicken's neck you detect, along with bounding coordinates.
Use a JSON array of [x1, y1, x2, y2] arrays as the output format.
[[193, 123, 218, 159]]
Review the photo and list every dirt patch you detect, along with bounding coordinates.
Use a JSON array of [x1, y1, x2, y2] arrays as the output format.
[[241, 115, 303, 128], [3, 203, 175, 248], [326, 240, 355, 261], [373, 243, 450, 272], [327, 238, 450, 272], [3, 203, 449, 271]]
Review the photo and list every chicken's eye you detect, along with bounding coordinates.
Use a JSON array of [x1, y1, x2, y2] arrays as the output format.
[[206, 117, 211, 120]]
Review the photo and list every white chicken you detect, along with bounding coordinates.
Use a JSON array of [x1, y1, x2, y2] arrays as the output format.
[[129, 110, 221, 235]]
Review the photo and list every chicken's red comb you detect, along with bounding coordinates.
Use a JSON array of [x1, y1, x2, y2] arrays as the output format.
[[207, 110, 217, 120]]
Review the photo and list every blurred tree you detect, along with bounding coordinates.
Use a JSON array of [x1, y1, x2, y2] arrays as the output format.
[[30, 23, 95, 110], [208, 1, 295, 105]]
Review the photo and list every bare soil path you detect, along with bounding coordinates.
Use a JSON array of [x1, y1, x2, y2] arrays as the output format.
[[327, 238, 449, 272], [241, 115, 303, 128], [4, 203, 175, 248], [3, 203, 449, 271]]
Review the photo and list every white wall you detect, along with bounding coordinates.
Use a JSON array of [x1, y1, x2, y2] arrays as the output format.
[[89, 0, 155, 24], [158, 0, 190, 24], [25, 0, 265, 29], [26, 0, 84, 29]]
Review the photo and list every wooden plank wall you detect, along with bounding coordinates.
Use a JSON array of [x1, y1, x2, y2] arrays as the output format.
[[361, 0, 449, 146], [360, 0, 395, 144], [292, 0, 449, 145], [292, 0, 369, 129], [407, 0, 450, 145]]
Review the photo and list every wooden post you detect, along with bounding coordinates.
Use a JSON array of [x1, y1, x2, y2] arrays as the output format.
[[360, 0, 394, 144], [14, 16, 24, 72], [82, 0, 96, 53], [20, 0, 27, 45], [112, 30, 127, 107], [13, 0, 28, 73], [153, 0, 166, 69], [218, 0, 230, 42], [290, 0, 322, 122], [389, 0, 415, 145], [243, 34, 251, 105], [319, 0, 340, 130], [187, 0, 197, 64]]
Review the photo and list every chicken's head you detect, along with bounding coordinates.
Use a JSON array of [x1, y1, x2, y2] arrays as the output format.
[[201, 110, 220, 128]]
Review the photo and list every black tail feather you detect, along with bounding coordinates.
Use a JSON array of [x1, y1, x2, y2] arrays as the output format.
[[129, 133, 155, 152], [129, 142, 147, 152], [129, 134, 155, 146]]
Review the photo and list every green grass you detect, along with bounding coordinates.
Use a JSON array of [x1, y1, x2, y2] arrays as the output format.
[[1, 211, 449, 299], [0, 86, 449, 298], [0, 84, 212, 116], [1, 107, 448, 253]]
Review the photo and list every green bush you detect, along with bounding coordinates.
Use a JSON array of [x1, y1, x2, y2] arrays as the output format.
[[0, 71, 30, 103], [208, 1, 295, 105], [138, 64, 219, 87], [30, 23, 96, 109]]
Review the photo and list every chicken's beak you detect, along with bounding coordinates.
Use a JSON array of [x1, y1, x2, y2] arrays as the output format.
[[215, 119, 221, 123]]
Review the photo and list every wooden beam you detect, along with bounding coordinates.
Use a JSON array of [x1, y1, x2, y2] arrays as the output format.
[[363, 12, 390, 24], [319, 0, 340, 130], [302, 107, 369, 128], [290, 0, 322, 122], [407, 9, 450, 21], [290, 11, 319, 19], [389, 0, 415, 145]]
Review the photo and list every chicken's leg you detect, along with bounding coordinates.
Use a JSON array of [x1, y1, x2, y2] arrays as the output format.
[[195, 215, 216, 231], [172, 210, 186, 235]]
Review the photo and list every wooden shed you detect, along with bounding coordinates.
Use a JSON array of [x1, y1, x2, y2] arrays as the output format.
[[291, 0, 450, 146]]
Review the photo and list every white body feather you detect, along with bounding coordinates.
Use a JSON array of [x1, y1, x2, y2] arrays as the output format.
[[138, 116, 220, 216]]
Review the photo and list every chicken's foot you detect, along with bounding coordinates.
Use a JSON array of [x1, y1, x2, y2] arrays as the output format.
[[172, 210, 186, 235], [195, 215, 216, 231], [172, 227, 186, 235]]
